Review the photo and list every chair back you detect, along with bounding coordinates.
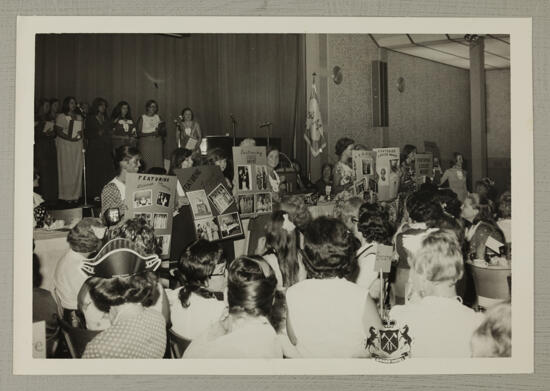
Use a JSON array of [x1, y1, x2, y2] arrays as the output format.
[[467, 262, 511, 309], [168, 328, 191, 358], [50, 208, 83, 226], [56, 314, 100, 358]]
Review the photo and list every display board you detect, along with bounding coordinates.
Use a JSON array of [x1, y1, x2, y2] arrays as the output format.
[[352, 150, 377, 182], [373, 147, 400, 202], [124, 173, 177, 258], [415, 153, 434, 183], [175, 165, 243, 242], [232, 146, 273, 218]]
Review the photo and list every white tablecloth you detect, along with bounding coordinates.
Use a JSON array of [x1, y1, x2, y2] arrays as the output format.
[[34, 229, 69, 292]]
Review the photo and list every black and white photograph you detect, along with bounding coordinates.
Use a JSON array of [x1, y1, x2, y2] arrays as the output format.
[[153, 212, 168, 229], [186, 189, 213, 219], [237, 165, 252, 191], [156, 191, 171, 207], [208, 183, 234, 214], [255, 165, 269, 191], [237, 194, 255, 215], [254, 192, 272, 214], [13, 15, 535, 379], [217, 212, 243, 239], [133, 189, 152, 208], [194, 217, 221, 242], [134, 212, 152, 226]]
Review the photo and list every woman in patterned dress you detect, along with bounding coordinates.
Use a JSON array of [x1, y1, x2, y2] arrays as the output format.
[[55, 96, 85, 203], [175, 107, 202, 151], [136, 100, 165, 171], [85, 97, 115, 201], [100, 146, 141, 222], [332, 137, 355, 196], [111, 100, 137, 151]]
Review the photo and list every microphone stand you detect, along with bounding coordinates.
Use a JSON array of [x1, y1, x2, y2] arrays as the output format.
[[80, 139, 95, 215], [231, 116, 237, 146]]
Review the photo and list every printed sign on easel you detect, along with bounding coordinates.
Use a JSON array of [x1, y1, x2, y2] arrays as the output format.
[[373, 147, 400, 202]]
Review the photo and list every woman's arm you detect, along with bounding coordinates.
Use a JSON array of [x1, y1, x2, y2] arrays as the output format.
[[439, 169, 450, 186], [136, 115, 143, 137]]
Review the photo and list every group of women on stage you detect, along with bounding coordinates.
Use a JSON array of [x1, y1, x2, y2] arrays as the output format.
[[34, 97, 202, 204]]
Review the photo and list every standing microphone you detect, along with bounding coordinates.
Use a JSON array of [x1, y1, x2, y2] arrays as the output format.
[[259, 122, 272, 128], [230, 114, 237, 124]]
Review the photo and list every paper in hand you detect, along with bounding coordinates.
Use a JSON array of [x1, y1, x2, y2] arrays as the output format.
[[485, 235, 505, 254]]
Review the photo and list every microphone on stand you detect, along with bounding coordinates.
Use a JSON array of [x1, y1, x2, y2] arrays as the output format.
[[259, 121, 272, 151], [230, 114, 237, 146], [230, 114, 237, 124]]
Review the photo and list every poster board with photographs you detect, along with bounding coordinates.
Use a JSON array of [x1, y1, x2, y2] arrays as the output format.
[[124, 173, 177, 258], [415, 153, 434, 183], [175, 165, 243, 242], [373, 147, 400, 202], [232, 146, 273, 218], [352, 150, 377, 181]]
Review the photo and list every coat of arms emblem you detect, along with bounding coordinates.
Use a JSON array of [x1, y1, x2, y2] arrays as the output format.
[[364, 319, 412, 363]]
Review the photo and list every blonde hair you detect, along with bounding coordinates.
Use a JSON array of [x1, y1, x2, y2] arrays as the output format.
[[471, 301, 511, 357], [333, 196, 363, 231], [411, 229, 464, 284]]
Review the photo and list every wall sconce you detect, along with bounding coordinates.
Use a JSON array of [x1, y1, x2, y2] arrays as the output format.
[[397, 77, 405, 93], [332, 66, 343, 85]]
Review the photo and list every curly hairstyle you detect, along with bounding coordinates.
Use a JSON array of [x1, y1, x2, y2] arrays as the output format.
[[498, 191, 511, 219], [206, 148, 227, 165], [277, 194, 312, 232], [265, 211, 300, 288], [61, 96, 77, 115], [145, 99, 159, 113], [302, 216, 360, 280], [357, 203, 394, 245], [67, 217, 105, 253], [471, 301, 511, 357], [227, 255, 283, 330], [176, 239, 223, 308], [465, 193, 496, 226], [169, 147, 193, 175], [400, 144, 417, 163], [333, 196, 363, 231], [111, 100, 133, 121], [87, 271, 159, 313], [406, 191, 443, 226], [335, 137, 355, 157], [411, 229, 464, 284], [432, 188, 462, 219], [108, 217, 159, 255], [90, 97, 109, 117], [180, 107, 194, 119]]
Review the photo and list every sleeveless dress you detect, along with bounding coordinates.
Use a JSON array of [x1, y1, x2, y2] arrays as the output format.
[[137, 114, 164, 170]]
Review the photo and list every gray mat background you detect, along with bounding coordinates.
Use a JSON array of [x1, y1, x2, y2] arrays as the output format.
[[1, 1, 548, 390]]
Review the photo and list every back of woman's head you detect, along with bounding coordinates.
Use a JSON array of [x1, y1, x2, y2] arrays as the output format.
[[471, 301, 511, 357], [177, 240, 222, 307], [406, 191, 443, 226], [433, 189, 462, 219], [206, 148, 227, 165], [227, 256, 277, 320], [277, 194, 312, 232], [467, 193, 495, 224], [302, 216, 360, 280], [109, 217, 159, 255], [335, 137, 354, 157], [265, 211, 299, 287], [87, 271, 159, 313], [357, 203, 394, 245], [498, 191, 512, 219], [410, 229, 463, 284], [169, 148, 193, 175], [67, 217, 105, 253], [333, 196, 363, 231], [114, 145, 140, 173]]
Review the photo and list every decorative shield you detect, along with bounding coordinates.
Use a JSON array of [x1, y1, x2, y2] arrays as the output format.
[[379, 329, 399, 354]]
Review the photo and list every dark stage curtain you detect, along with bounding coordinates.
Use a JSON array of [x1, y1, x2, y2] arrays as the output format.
[[35, 33, 307, 165]]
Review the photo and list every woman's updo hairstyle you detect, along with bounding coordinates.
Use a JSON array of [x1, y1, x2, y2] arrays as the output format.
[[227, 255, 278, 322], [277, 194, 312, 232], [302, 216, 360, 280], [67, 217, 105, 253], [357, 203, 394, 245], [108, 217, 159, 255], [114, 145, 140, 175]]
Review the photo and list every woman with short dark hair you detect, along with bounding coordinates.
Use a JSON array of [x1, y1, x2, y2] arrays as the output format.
[[111, 100, 137, 150], [175, 107, 202, 151], [285, 216, 382, 357], [333, 137, 355, 195]]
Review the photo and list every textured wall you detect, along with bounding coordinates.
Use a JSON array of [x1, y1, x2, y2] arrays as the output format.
[[386, 51, 471, 169]]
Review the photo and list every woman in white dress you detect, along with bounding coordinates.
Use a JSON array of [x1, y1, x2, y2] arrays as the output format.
[[136, 100, 165, 171]]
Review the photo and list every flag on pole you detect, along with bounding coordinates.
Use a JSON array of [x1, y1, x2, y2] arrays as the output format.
[[304, 83, 326, 157]]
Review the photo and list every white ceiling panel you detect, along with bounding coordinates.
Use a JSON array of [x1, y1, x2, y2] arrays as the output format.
[[372, 34, 410, 48], [409, 34, 449, 44]]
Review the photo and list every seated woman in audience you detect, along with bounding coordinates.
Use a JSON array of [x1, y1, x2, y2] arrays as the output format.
[[183, 255, 284, 358], [166, 239, 227, 340], [169, 147, 194, 207], [390, 229, 484, 357], [100, 145, 141, 222], [263, 210, 307, 291], [461, 193, 506, 262], [175, 107, 202, 151], [81, 238, 166, 358], [356, 203, 394, 294], [333, 196, 363, 238], [496, 191, 512, 245], [314, 163, 333, 197], [33, 253, 59, 356], [332, 137, 355, 195], [440, 152, 468, 202], [207, 147, 232, 189], [470, 301, 511, 357], [136, 99, 166, 171], [111, 100, 137, 150], [285, 216, 382, 358], [53, 217, 106, 326]]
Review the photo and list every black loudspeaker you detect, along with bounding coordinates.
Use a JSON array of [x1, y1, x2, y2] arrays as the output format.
[[372, 60, 389, 127]]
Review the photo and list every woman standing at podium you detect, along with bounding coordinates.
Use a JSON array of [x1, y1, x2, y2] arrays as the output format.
[[175, 107, 202, 151], [136, 100, 166, 171], [55, 96, 85, 204]]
